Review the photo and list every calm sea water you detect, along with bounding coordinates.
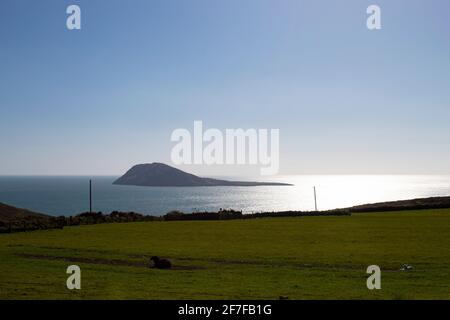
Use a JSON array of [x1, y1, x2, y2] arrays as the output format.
[[0, 175, 449, 216]]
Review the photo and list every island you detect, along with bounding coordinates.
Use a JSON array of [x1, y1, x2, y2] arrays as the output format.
[[113, 163, 292, 187]]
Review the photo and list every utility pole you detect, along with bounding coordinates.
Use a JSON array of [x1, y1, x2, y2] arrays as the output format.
[[89, 179, 92, 213], [314, 186, 318, 211]]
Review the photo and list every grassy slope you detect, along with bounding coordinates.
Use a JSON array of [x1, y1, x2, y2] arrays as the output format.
[[0, 209, 449, 300], [0, 202, 52, 222]]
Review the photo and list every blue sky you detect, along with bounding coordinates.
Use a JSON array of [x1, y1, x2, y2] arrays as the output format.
[[1, 0, 449, 176]]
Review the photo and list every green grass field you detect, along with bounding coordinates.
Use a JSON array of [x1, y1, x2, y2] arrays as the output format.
[[0, 209, 449, 299]]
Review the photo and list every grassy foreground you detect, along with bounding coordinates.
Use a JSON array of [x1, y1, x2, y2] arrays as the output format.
[[0, 209, 449, 300]]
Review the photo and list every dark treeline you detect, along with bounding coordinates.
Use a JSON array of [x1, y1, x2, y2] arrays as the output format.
[[2, 196, 450, 233], [163, 209, 351, 221], [0, 217, 64, 233], [0, 208, 350, 233], [0, 211, 160, 234], [164, 209, 244, 221], [66, 211, 161, 225]]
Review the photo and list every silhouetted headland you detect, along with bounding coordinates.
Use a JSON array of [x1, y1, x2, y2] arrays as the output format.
[[0, 202, 64, 233]]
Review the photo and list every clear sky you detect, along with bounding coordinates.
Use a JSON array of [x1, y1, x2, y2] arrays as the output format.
[[1, 0, 449, 176]]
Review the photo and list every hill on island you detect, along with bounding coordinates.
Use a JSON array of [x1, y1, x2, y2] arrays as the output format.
[[113, 163, 292, 187]]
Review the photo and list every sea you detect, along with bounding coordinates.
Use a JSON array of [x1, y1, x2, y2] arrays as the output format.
[[0, 175, 449, 216]]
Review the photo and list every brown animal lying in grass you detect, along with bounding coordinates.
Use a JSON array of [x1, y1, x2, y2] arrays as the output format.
[[150, 256, 172, 269]]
